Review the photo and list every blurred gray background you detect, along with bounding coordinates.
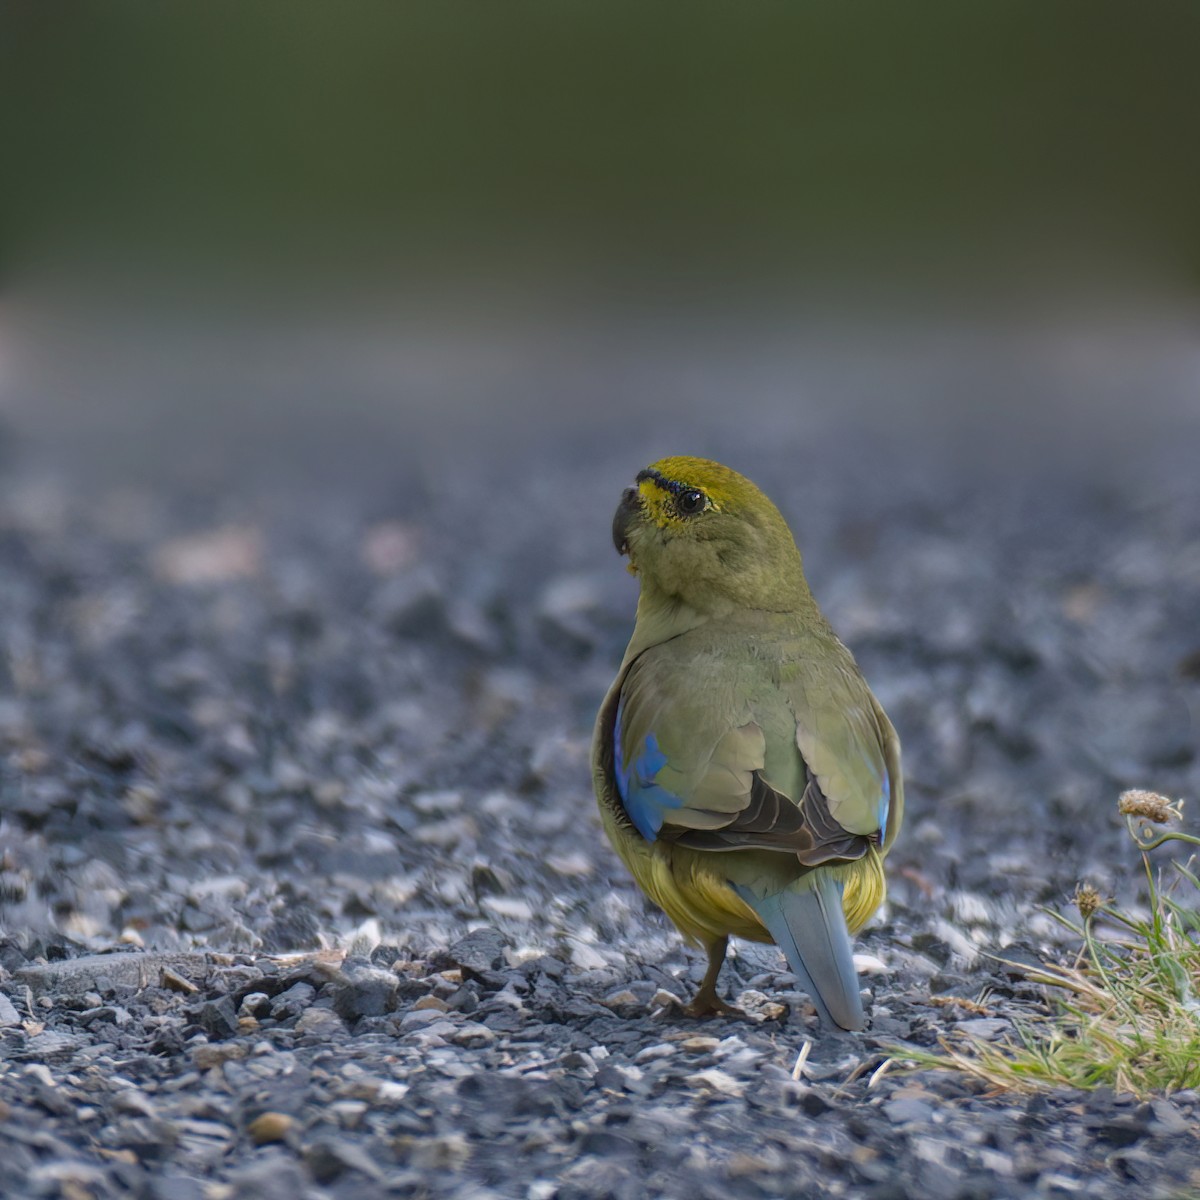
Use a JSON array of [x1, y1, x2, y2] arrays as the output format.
[[1, 2, 1198, 494]]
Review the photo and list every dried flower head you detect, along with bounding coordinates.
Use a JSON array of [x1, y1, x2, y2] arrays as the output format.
[[1072, 882, 1104, 921], [1118, 790, 1183, 825]]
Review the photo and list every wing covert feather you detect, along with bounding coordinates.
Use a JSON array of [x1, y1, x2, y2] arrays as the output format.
[[611, 636, 898, 865]]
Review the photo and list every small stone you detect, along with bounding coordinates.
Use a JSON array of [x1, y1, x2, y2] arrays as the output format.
[[413, 995, 449, 1012], [161, 967, 199, 994], [451, 1022, 495, 1048], [193, 1043, 248, 1070], [592, 1064, 630, 1092], [396, 1133, 471, 1171], [734, 990, 787, 1021], [0, 993, 22, 1026], [413, 790, 463, 815], [295, 1007, 345, 1037], [25, 1063, 56, 1088], [239, 992, 271, 1018], [1097, 1115, 1148, 1147], [330, 966, 398, 1020], [956, 1018, 1011, 1040], [852, 953, 890, 975], [633, 1043, 676, 1063], [408, 1019, 459, 1046], [248, 1112, 295, 1145], [446, 928, 508, 978], [569, 942, 607, 970], [399, 1009, 448, 1031], [108, 1090, 156, 1121], [651, 988, 683, 1008], [546, 852, 593, 877], [339, 1077, 409, 1105], [304, 1137, 384, 1184], [270, 982, 316, 1019], [78, 1005, 132, 1028], [798, 1090, 834, 1117], [327, 1100, 369, 1129], [414, 816, 477, 847], [1148, 1098, 1190, 1135], [481, 896, 534, 922], [884, 1097, 937, 1125], [679, 1037, 720, 1053], [27, 1163, 108, 1194], [978, 1149, 1014, 1175], [199, 996, 239, 1040], [440, 988, 480, 1017], [684, 1069, 745, 1097], [601, 989, 640, 1009]]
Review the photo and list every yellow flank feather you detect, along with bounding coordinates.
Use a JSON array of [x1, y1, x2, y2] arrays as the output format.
[[601, 805, 886, 948], [600, 806, 761, 946], [841, 846, 886, 933]]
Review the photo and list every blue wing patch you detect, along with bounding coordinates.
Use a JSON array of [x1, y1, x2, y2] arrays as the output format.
[[854, 711, 891, 834], [613, 694, 685, 841]]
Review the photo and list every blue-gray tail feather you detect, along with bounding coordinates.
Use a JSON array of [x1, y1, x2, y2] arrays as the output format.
[[735, 875, 865, 1031]]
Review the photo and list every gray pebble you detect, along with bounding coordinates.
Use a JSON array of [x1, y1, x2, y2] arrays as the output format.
[[198, 997, 239, 1040], [447, 927, 509, 977], [883, 1096, 938, 1125], [293, 1007, 345, 1038], [269, 981, 316, 1019], [330, 965, 398, 1020], [0, 992, 21, 1025]]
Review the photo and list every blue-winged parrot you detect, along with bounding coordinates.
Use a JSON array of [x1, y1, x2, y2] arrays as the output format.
[[592, 457, 903, 1030]]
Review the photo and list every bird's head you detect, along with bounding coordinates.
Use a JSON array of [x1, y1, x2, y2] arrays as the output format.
[[612, 456, 810, 613]]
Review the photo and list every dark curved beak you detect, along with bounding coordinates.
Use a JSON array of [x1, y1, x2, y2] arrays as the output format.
[[612, 487, 640, 555]]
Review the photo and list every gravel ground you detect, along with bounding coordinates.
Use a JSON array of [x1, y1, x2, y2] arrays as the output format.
[[1, 377, 1200, 1198]]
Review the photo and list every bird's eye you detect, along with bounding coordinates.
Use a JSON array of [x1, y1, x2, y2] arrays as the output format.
[[676, 489, 706, 516]]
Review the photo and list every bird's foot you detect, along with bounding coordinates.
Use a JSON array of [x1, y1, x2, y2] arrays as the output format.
[[683, 987, 746, 1020]]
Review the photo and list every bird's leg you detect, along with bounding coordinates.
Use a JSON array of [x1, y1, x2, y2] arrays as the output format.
[[683, 936, 744, 1018]]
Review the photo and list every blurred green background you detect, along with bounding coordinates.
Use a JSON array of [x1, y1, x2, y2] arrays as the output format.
[[1, 2, 1197, 480]]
